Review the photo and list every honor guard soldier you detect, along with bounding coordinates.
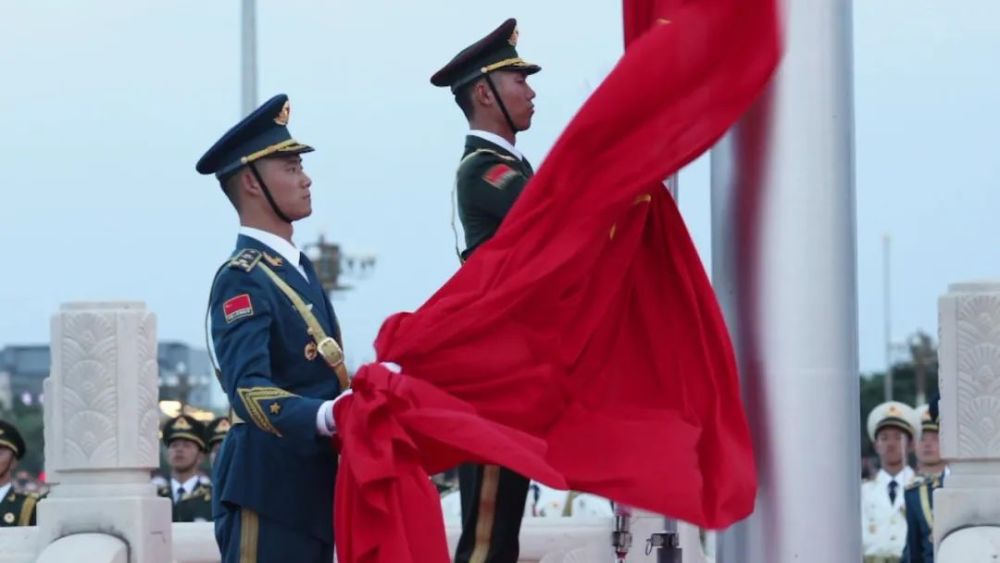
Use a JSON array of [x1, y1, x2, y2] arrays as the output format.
[[158, 415, 213, 522], [0, 420, 38, 527], [902, 395, 946, 563], [431, 18, 539, 563], [912, 401, 946, 479], [862, 401, 919, 563], [197, 93, 349, 562], [206, 416, 232, 467]]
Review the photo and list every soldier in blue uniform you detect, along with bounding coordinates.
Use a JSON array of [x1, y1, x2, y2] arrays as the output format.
[[431, 18, 540, 563], [197, 94, 350, 562], [0, 420, 38, 527], [902, 395, 945, 563]]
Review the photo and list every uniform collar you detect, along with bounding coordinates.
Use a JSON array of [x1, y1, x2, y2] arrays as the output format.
[[0, 482, 10, 501], [239, 226, 302, 269], [171, 475, 201, 499], [468, 129, 523, 161], [877, 466, 913, 485]]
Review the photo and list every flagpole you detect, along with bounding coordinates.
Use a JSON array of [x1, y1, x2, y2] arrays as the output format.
[[710, 0, 860, 560], [240, 0, 258, 116]]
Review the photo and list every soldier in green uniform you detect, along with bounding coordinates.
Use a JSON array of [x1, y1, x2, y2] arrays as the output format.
[[158, 415, 213, 522], [431, 17, 540, 563], [432, 17, 539, 263], [206, 416, 232, 467], [0, 420, 39, 527]]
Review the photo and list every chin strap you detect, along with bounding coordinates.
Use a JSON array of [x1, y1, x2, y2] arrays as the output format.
[[485, 74, 519, 134], [249, 163, 292, 223]]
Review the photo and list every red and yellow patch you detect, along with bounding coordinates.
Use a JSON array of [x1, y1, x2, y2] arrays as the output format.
[[223, 294, 254, 323], [483, 164, 519, 189]]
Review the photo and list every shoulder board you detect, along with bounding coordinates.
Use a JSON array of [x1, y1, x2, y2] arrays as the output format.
[[458, 148, 518, 170], [906, 475, 928, 491], [229, 249, 262, 272]]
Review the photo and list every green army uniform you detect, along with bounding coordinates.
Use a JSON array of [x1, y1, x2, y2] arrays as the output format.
[[431, 17, 541, 563], [456, 135, 535, 260], [160, 415, 214, 523], [0, 420, 38, 527], [175, 481, 214, 522], [206, 416, 232, 455]]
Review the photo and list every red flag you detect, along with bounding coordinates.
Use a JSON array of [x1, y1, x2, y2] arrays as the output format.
[[335, 0, 780, 560]]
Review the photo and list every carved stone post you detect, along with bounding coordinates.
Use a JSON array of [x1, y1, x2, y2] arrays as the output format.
[[37, 302, 172, 563], [936, 283, 1000, 559]]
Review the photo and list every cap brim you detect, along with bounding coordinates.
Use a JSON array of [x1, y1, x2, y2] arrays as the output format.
[[875, 418, 914, 439], [276, 141, 314, 155], [166, 433, 207, 451], [0, 439, 22, 459]]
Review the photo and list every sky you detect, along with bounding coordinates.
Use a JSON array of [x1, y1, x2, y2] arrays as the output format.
[[1, 0, 998, 375]]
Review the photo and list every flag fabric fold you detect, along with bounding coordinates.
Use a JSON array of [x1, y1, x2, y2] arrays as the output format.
[[335, 0, 780, 560]]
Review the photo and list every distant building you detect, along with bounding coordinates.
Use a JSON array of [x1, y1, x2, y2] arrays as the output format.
[[0, 345, 48, 404], [0, 342, 227, 411]]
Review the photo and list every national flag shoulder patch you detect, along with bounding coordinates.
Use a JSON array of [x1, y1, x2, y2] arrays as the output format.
[[483, 164, 520, 189], [223, 293, 254, 323]]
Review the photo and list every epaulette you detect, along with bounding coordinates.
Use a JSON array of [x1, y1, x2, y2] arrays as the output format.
[[176, 483, 209, 502], [906, 475, 928, 491], [229, 249, 262, 272], [458, 148, 518, 171]]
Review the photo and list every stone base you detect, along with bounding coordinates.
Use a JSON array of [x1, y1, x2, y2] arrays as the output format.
[[0, 526, 39, 563], [934, 487, 1000, 548], [938, 526, 1000, 562], [36, 495, 173, 563], [36, 533, 128, 563]]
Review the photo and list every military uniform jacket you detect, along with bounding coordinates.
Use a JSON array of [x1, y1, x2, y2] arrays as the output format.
[[175, 481, 213, 522], [158, 479, 214, 522], [456, 134, 534, 260], [0, 486, 37, 527], [862, 467, 916, 558], [209, 234, 344, 543], [902, 473, 943, 563]]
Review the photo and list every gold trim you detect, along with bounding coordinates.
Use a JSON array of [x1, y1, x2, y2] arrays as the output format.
[[240, 508, 259, 563], [168, 432, 206, 450], [919, 483, 934, 528], [561, 491, 580, 517], [257, 263, 351, 390], [262, 252, 284, 268], [237, 387, 297, 436], [469, 465, 501, 563], [633, 193, 653, 204], [18, 495, 37, 526], [0, 439, 19, 457], [481, 57, 528, 74], [239, 139, 300, 165]]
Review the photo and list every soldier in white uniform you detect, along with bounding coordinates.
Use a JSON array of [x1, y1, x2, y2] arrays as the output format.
[[862, 401, 920, 563]]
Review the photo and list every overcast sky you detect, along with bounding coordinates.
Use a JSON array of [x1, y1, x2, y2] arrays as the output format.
[[2, 0, 998, 375]]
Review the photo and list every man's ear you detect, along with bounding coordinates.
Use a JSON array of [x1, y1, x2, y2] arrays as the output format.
[[473, 80, 494, 107]]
